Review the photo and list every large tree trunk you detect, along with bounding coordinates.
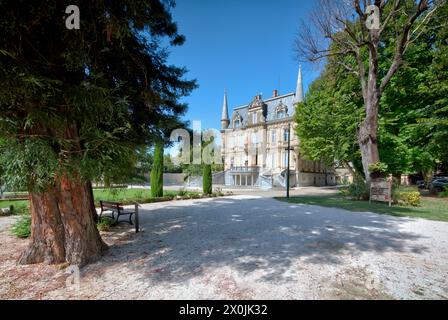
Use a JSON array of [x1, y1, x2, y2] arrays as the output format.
[[19, 122, 106, 266], [19, 176, 106, 266], [358, 33, 381, 185], [358, 93, 381, 185], [86, 180, 99, 223], [358, 116, 380, 185]]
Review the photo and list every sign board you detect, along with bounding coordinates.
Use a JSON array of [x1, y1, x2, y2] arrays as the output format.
[[370, 179, 392, 207]]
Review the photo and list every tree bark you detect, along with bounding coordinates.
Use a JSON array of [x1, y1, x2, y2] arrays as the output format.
[[86, 180, 99, 223], [358, 113, 380, 186], [358, 30, 381, 185], [19, 122, 107, 266], [19, 175, 106, 266]]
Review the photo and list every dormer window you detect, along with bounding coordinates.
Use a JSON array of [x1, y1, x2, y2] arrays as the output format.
[[277, 110, 286, 119], [252, 112, 257, 124], [276, 101, 288, 119], [232, 112, 243, 128]]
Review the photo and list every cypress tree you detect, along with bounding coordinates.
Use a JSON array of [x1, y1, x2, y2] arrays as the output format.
[[151, 141, 164, 198], [203, 164, 212, 195]]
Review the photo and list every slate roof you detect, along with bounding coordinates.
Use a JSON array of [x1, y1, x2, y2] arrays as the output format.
[[229, 93, 297, 129]]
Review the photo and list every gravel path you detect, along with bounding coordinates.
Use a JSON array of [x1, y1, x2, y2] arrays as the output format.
[[1, 195, 447, 299]]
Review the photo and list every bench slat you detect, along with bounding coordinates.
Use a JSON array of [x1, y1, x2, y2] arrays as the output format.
[[100, 201, 122, 206]]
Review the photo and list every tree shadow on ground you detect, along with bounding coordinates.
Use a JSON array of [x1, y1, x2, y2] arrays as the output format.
[[86, 196, 428, 286]]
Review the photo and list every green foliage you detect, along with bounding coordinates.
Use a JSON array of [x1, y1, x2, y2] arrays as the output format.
[[296, 2, 448, 177], [345, 179, 369, 201], [93, 188, 199, 206], [278, 195, 448, 222], [368, 162, 389, 175], [295, 61, 363, 167], [177, 188, 187, 197], [11, 215, 31, 238], [0, 200, 29, 215], [0, 1, 196, 193], [202, 165, 212, 195], [150, 142, 164, 198], [97, 217, 115, 232], [164, 154, 182, 173], [181, 130, 224, 179], [398, 192, 421, 207], [440, 188, 448, 197]]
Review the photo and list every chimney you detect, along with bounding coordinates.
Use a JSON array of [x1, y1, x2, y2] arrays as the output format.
[[273, 89, 278, 98]]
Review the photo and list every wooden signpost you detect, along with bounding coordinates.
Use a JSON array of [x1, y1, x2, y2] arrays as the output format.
[[370, 179, 392, 207]]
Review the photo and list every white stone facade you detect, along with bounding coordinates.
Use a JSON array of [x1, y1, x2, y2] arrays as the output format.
[[220, 67, 336, 188]]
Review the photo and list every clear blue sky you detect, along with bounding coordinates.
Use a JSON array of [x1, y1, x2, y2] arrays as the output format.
[[167, 0, 320, 131]]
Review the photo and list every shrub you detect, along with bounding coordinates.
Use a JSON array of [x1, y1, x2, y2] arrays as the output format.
[[11, 215, 31, 238], [178, 188, 187, 197], [107, 188, 125, 200], [440, 187, 448, 198], [214, 187, 225, 197], [150, 141, 164, 198], [146, 196, 174, 203], [97, 217, 115, 232], [346, 179, 369, 200], [368, 162, 388, 175], [398, 191, 421, 207], [202, 165, 212, 195]]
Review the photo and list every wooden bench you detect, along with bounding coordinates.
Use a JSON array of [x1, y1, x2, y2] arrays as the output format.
[[99, 201, 135, 225]]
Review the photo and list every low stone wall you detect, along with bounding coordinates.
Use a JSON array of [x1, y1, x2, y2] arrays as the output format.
[[163, 173, 186, 186], [298, 173, 336, 187]]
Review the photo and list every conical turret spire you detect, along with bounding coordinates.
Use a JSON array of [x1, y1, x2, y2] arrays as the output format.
[[295, 65, 304, 103], [221, 91, 230, 130]]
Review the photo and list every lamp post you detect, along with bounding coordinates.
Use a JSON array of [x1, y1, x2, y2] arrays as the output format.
[[285, 123, 293, 199]]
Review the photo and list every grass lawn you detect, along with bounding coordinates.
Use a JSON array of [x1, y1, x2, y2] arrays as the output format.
[[92, 188, 200, 206], [0, 200, 30, 215], [276, 194, 448, 222], [0, 188, 200, 216]]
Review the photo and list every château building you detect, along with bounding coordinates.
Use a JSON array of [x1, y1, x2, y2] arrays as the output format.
[[220, 67, 335, 188]]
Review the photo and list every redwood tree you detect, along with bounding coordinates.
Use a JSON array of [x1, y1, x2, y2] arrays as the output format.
[[0, 0, 196, 266]]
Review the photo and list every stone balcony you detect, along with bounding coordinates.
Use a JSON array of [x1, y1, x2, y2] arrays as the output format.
[[229, 166, 260, 174]]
